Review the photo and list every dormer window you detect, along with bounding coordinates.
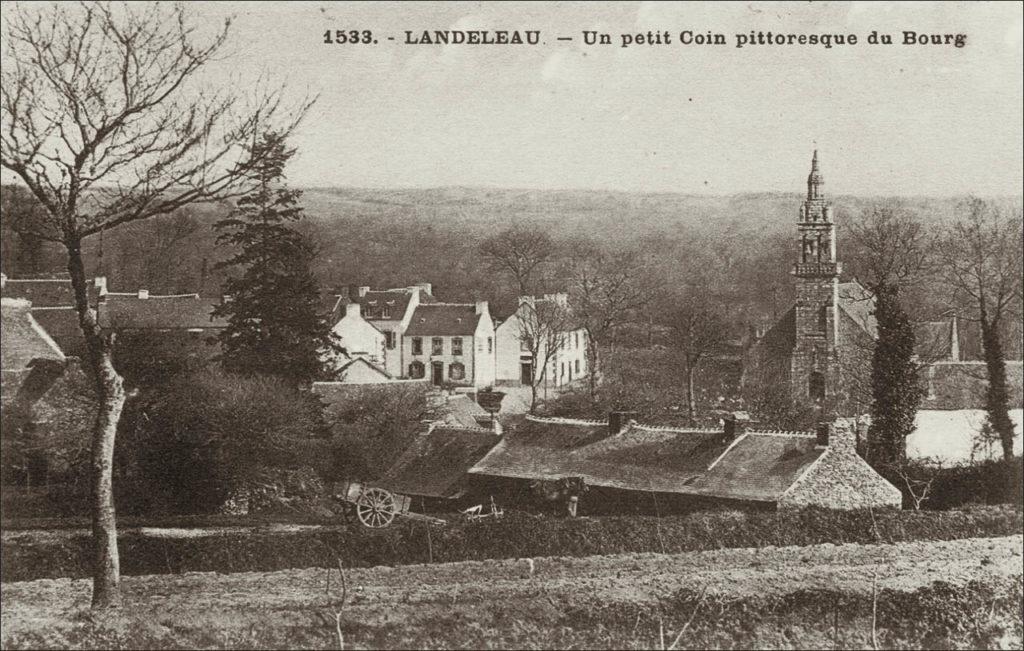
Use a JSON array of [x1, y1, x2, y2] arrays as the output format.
[[381, 308, 391, 319]]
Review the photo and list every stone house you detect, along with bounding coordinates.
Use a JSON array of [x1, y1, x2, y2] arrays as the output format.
[[467, 412, 901, 511], [494, 293, 589, 389], [1, 297, 94, 485], [0, 273, 107, 357], [402, 301, 496, 388]]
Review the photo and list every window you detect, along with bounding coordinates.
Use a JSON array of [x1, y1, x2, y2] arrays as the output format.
[[521, 336, 533, 352], [818, 306, 828, 332], [412, 337, 423, 355], [560, 362, 565, 379], [381, 308, 391, 319], [432, 337, 444, 355], [452, 337, 463, 356], [408, 361, 425, 379], [449, 362, 465, 381], [487, 337, 493, 354], [574, 332, 579, 348], [384, 331, 396, 350], [809, 371, 826, 401], [575, 359, 580, 374]]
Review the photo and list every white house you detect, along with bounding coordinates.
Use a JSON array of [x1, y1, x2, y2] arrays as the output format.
[[336, 283, 434, 378], [495, 293, 588, 388], [329, 302, 386, 368], [401, 301, 496, 388]]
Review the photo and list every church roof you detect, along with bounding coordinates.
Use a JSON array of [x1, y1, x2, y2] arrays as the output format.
[[837, 281, 876, 338]]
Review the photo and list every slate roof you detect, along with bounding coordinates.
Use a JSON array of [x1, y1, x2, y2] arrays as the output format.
[[404, 304, 483, 336], [437, 394, 490, 428], [336, 356, 392, 380], [335, 287, 437, 322], [1, 277, 101, 308], [97, 294, 227, 330], [469, 417, 823, 503], [1, 298, 65, 370], [373, 425, 500, 499], [837, 281, 877, 338], [30, 308, 88, 358]]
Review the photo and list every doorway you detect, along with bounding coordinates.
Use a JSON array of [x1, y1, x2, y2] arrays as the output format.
[[432, 361, 444, 386], [520, 361, 533, 385]]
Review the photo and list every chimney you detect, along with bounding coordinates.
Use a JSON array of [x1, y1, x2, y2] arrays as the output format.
[[415, 282, 432, 296], [815, 422, 830, 447], [0, 272, 6, 290], [475, 300, 488, 316], [347, 284, 360, 302], [724, 411, 750, 439], [608, 410, 639, 435], [358, 286, 370, 298], [137, 289, 149, 300], [544, 292, 568, 307], [345, 302, 361, 318], [93, 276, 108, 297]]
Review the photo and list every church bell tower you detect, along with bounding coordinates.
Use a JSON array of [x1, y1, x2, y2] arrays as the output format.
[[791, 150, 840, 404]]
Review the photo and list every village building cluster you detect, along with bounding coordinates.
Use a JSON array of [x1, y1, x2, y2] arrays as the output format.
[[2, 151, 1020, 515]]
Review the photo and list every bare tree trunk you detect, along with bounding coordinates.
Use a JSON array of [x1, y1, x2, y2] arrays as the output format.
[[67, 239, 124, 610], [586, 336, 601, 401], [686, 364, 697, 421], [980, 317, 1015, 461]]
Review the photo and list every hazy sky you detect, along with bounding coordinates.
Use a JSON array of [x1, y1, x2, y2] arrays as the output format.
[[7, 1, 1024, 195]]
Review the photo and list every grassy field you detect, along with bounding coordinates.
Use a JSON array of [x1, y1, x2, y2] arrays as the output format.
[[2, 535, 1021, 649], [3, 506, 1022, 583]]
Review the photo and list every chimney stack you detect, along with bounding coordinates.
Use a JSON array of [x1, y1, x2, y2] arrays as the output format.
[[724, 411, 750, 439], [137, 289, 149, 300], [93, 276, 108, 297], [815, 422, 830, 448], [608, 410, 639, 435], [475, 300, 489, 316], [415, 282, 432, 296], [0, 272, 6, 290], [358, 286, 370, 298]]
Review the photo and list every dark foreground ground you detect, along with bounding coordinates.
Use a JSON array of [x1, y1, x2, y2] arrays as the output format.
[[2, 535, 1021, 650]]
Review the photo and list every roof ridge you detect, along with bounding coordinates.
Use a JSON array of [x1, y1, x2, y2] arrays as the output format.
[[748, 429, 815, 438], [525, 414, 606, 426], [105, 292, 201, 299], [428, 422, 497, 434], [630, 423, 721, 433]]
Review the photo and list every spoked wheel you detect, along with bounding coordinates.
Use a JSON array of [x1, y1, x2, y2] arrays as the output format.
[[356, 487, 396, 528]]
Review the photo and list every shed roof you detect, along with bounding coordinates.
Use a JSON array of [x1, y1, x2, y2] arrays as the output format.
[[469, 416, 823, 502], [98, 294, 227, 330], [1, 277, 102, 308], [1, 298, 65, 370], [405, 304, 483, 336], [374, 426, 500, 499]]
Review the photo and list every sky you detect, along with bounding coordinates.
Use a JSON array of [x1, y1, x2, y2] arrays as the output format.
[[4, 1, 1024, 195]]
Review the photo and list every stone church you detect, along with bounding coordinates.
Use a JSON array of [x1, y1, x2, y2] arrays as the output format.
[[742, 151, 875, 415], [742, 151, 1023, 417]]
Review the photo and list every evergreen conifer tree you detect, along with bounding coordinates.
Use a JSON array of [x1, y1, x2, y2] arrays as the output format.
[[868, 284, 924, 473], [213, 132, 335, 382]]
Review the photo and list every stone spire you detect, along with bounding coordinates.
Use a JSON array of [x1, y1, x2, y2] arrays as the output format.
[[807, 149, 824, 200]]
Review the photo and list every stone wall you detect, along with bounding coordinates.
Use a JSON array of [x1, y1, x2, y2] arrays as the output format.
[[779, 419, 902, 510]]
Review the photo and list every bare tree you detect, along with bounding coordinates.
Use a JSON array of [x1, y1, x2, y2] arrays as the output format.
[[479, 225, 554, 296], [938, 198, 1023, 462], [563, 239, 657, 399], [665, 289, 731, 421], [514, 295, 575, 412], [1, 2, 311, 609], [846, 203, 934, 471]]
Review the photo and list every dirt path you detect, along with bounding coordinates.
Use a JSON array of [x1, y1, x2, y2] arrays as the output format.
[[3, 535, 1020, 639]]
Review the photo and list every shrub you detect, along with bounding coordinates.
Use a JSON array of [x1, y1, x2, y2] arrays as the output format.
[[127, 368, 330, 514]]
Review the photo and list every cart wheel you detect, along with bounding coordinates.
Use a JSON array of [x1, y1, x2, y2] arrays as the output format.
[[356, 487, 396, 528]]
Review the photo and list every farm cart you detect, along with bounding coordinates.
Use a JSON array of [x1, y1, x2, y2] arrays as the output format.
[[332, 480, 447, 529]]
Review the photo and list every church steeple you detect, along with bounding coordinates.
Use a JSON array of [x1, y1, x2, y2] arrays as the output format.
[[807, 149, 824, 200], [791, 149, 841, 405]]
